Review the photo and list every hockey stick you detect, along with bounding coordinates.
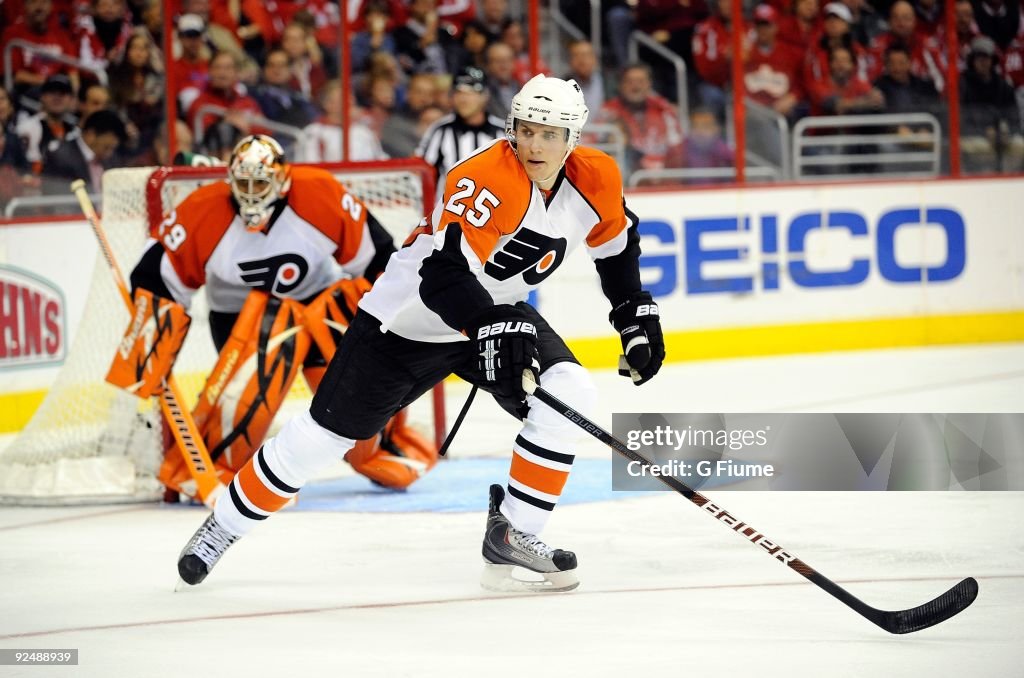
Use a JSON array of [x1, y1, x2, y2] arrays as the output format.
[[522, 376, 978, 634], [71, 180, 226, 507]]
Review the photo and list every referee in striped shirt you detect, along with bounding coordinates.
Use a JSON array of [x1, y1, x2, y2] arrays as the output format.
[[415, 66, 506, 197]]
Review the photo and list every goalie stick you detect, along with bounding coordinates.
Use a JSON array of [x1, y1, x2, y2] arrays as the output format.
[[522, 375, 978, 634], [71, 180, 226, 507]]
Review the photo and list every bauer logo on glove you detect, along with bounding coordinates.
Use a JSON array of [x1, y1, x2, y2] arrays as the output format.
[[467, 304, 540, 401], [476, 320, 537, 340], [609, 291, 665, 386]]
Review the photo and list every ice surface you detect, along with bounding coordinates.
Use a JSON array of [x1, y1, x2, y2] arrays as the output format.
[[1, 343, 1022, 677]]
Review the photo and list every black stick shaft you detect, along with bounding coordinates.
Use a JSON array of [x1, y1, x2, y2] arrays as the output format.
[[528, 384, 978, 634]]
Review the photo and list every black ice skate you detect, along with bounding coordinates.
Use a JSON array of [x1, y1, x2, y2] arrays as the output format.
[[177, 514, 239, 586], [480, 484, 579, 592]]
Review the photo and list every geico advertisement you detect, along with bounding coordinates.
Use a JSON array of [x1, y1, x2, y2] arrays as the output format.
[[539, 179, 1024, 336]]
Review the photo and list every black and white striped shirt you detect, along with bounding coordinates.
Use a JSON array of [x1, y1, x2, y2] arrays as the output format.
[[415, 113, 506, 196]]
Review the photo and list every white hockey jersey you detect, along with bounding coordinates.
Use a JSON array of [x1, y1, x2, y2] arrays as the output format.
[[359, 139, 632, 342], [144, 166, 379, 313]]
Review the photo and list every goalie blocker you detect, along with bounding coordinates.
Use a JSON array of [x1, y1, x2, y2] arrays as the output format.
[[106, 288, 191, 397]]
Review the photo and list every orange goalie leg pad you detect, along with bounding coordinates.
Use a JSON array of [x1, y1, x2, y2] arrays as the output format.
[[344, 409, 439, 490], [159, 296, 310, 499]]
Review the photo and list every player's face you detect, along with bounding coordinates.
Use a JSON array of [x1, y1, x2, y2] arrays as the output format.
[[515, 120, 569, 186]]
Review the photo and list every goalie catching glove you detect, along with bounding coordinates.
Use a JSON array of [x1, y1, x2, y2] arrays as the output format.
[[609, 291, 664, 385], [106, 288, 191, 397], [467, 304, 540, 402]]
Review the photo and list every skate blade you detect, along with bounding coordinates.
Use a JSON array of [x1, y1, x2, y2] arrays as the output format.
[[174, 577, 189, 592], [480, 563, 579, 593]]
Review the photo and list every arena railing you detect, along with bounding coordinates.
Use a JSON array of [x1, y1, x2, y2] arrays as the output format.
[[3, 194, 101, 218], [627, 31, 689, 133], [4, 40, 109, 93], [742, 98, 792, 180], [547, 0, 602, 78], [627, 166, 781, 187], [792, 113, 942, 182], [191, 104, 305, 149], [584, 122, 628, 171]]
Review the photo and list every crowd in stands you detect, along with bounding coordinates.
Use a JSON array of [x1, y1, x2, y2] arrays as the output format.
[[1, 0, 1023, 211]]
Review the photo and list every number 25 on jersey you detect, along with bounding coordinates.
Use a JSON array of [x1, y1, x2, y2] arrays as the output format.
[[444, 178, 501, 228]]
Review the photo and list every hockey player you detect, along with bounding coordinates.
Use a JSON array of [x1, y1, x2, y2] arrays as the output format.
[[107, 134, 438, 497], [176, 76, 665, 592]]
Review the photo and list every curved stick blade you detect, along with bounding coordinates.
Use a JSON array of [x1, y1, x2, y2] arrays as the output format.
[[880, 577, 979, 634]]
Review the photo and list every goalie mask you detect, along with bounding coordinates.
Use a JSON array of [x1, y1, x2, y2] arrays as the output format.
[[505, 74, 589, 181], [228, 135, 291, 231]]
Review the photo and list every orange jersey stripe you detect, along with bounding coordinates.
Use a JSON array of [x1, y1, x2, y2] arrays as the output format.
[[287, 166, 370, 265], [509, 452, 571, 497], [566, 147, 628, 249], [236, 460, 293, 513], [161, 182, 237, 289]]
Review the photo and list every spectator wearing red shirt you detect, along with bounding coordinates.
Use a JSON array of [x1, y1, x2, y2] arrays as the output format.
[[186, 50, 263, 139], [281, 21, 326, 98], [935, 0, 982, 72], [866, 1, 946, 93], [914, 0, 942, 38], [746, 5, 804, 118], [75, 0, 133, 70], [777, 0, 822, 51], [804, 3, 868, 88], [807, 44, 883, 114], [210, 0, 284, 63], [1003, 36, 1024, 91], [173, 14, 211, 111], [0, 0, 79, 94], [595, 63, 685, 177], [435, 0, 476, 36], [693, 0, 733, 116]]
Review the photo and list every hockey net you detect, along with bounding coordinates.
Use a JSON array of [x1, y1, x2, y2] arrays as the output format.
[[0, 160, 441, 505]]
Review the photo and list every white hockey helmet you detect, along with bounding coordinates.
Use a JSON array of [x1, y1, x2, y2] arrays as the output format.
[[506, 74, 589, 167], [228, 134, 291, 231]]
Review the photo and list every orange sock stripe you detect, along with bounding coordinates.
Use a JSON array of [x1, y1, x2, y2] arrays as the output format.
[[509, 452, 570, 497], [236, 459, 293, 513]]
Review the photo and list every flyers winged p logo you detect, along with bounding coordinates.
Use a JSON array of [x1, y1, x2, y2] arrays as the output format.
[[237, 253, 309, 294], [484, 229, 567, 285]]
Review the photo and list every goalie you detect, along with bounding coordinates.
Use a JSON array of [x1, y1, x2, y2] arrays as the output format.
[[108, 134, 438, 498]]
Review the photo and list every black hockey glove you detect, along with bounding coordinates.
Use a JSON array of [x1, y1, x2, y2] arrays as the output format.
[[609, 291, 664, 385], [467, 304, 541, 402]]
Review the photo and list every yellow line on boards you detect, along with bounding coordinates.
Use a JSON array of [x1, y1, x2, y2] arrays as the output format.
[[2, 310, 1022, 435]]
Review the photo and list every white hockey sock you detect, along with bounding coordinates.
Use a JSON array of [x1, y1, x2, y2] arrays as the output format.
[[500, 362, 597, 536], [215, 410, 355, 536]]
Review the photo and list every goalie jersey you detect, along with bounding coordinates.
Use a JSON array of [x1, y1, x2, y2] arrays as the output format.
[[132, 166, 391, 313], [360, 139, 636, 342]]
